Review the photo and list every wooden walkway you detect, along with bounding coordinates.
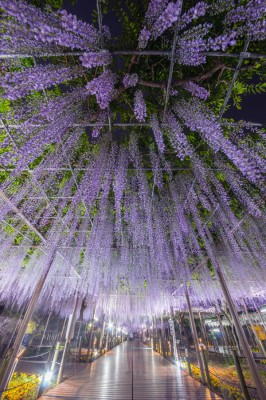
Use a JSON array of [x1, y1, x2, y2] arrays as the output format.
[[42, 341, 221, 400]]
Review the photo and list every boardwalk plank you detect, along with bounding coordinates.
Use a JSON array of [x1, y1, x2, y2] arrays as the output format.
[[42, 341, 221, 400]]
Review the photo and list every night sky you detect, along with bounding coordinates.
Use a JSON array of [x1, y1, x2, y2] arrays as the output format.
[[63, 0, 266, 125]]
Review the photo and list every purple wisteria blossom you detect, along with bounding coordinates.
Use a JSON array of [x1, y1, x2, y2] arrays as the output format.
[[150, 114, 165, 153], [1, 65, 83, 100], [152, 1, 183, 39], [134, 90, 147, 122], [178, 2, 208, 30], [86, 70, 117, 109], [184, 81, 210, 99], [122, 73, 139, 88], [0, 0, 101, 51], [92, 110, 108, 138], [80, 51, 112, 68], [138, 27, 151, 49]]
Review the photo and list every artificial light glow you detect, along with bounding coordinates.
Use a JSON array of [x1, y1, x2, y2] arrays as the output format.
[[260, 305, 266, 313], [44, 371, 53, 383], [204, 319, 214, 324]]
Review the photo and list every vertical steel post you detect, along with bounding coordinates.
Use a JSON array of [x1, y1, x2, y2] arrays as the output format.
[[37, 312, 52, 355], [216, 267, 265, 400], [86, 306, 96, 362], [57, 294, 79, 384], [231, 349, 251, 400], [198, 312, 208, 348], [201, 348, 212, 390], [0, 251, 57, 396], [99, 320, 105, 353], [170, 306, 179, 362], [161, 316, 166, 356], [216, 312, 230, 354], [185, 288, 206, 385]]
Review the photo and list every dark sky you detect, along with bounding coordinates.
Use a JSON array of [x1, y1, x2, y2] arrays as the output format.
[[63, 0, 266, 126]]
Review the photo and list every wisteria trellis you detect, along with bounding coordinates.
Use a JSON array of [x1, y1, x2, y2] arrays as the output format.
[[0, 0, 265, 324]]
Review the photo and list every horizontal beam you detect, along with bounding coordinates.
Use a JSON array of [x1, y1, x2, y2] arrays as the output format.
[[0, 122, 263, 129], [0, 50, 265, 59], [0, 167, 238, 173]]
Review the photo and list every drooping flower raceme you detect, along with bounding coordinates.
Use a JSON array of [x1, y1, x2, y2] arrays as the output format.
[[178, 2, 208, 31], [184, 81, 210, 99], [225, 0, 266, 41], [80, 51, 112, 68], [122, 73, 139, 88], [86, 70, 117, 109], [145, 0, 169, 25], [150, 114, 165, 153], [0, 0, 102, 53], [0, 65, 83, 100], [92, 110, 108, 138], [164, 112, 192, 160], [174, 98, 223, 152], [134, 90, 147, 122], [138, 27, 151, 49], [151, 1, 183, 39], [177, 24, 211, 65]]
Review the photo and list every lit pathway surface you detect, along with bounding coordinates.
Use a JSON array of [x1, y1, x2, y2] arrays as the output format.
[[42, 341, 221, 400]]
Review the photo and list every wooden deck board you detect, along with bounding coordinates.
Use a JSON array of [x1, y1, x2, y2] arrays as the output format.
[[42, 341, 221, 400]]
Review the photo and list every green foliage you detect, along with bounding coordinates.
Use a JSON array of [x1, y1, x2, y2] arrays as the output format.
[[0, 98, 10, 113], [232, 80, 266, 109], [31, 0, 63, 10]]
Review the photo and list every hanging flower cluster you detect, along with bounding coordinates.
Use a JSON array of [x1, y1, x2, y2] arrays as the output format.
[[134, 90, 147, 122], [0, 0, 102, 52], [122, 73, 139, 88], [86, 70, 117, 109], [183, 81, 210, 99], [79, 51, 112, 68], [0, 65, 83, 100], [150, 114, 165, 153]]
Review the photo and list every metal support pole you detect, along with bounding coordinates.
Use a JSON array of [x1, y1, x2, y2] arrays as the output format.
[[201, 348, 212, 390], [86, 306, 96, 362], [170, 306, 179, 362], [57, 295, 79, 384], [106, 329, 110, 351], [216, 312, 230, 354], [161, 316, 166, 356], [99, 321, 105, 353], [51, 341, 61, 372], [231, 349, 251, 400], [37, 312, 52, 355], [185, 288, 206, 385], [0, 250, 57, 396], [0, 50, 265, 60], [216, 267, 265, 399], [198, 312, 208, 348], [151, 317, 154, 350]]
